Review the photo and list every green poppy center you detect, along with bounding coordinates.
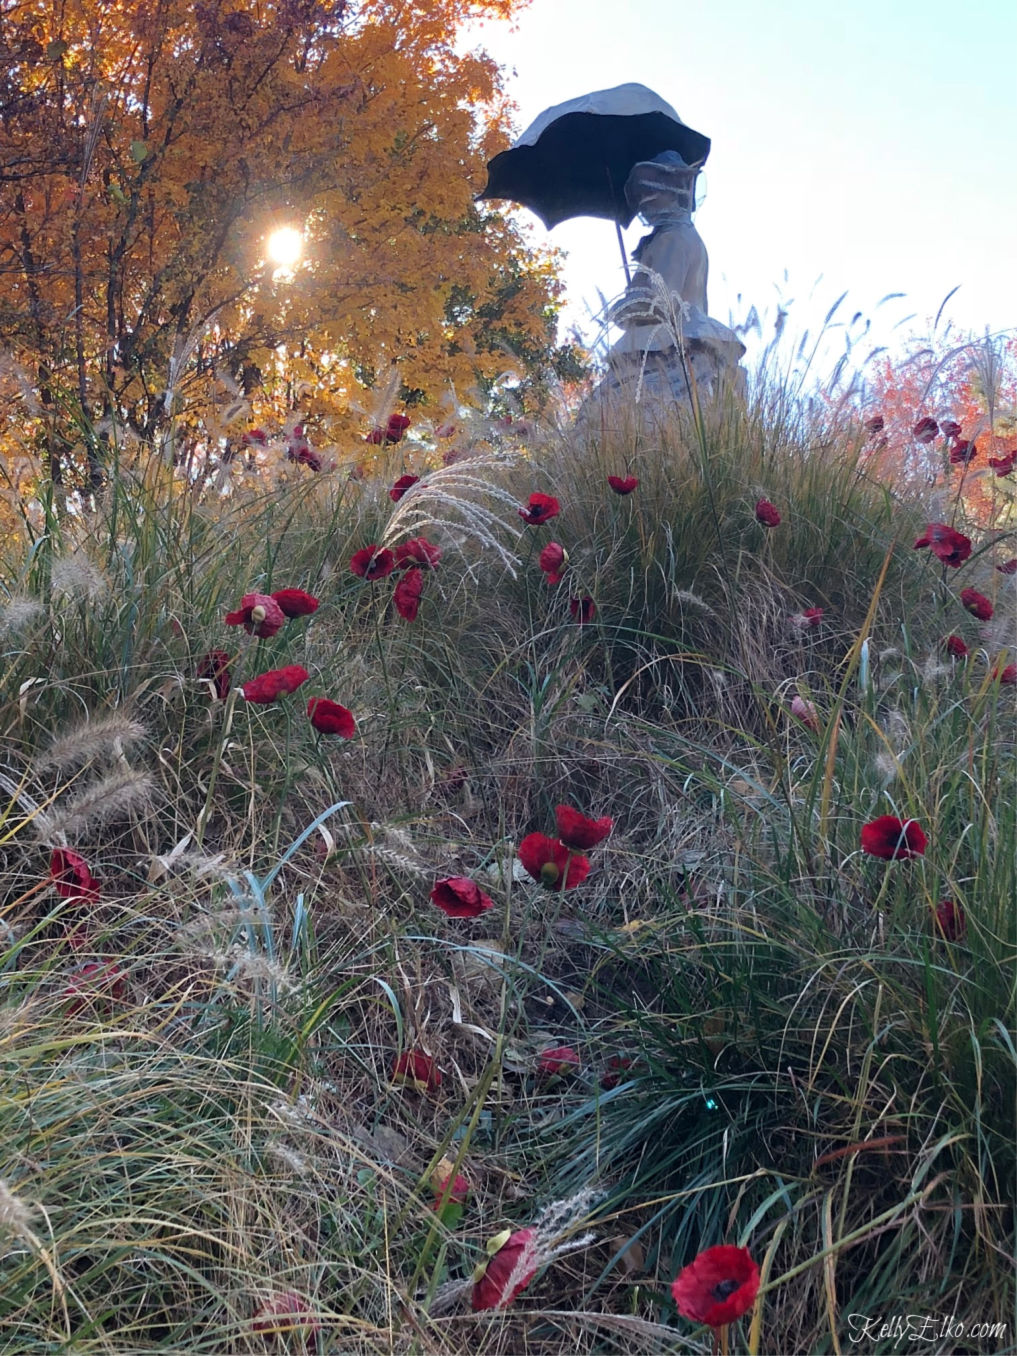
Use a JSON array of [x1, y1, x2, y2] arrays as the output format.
[[540, 861, 560, 885]]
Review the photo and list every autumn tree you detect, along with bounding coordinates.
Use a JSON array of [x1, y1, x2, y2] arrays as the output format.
[[0, 0, 565, 489]]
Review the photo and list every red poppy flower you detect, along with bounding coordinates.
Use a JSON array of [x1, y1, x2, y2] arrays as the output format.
[[539, 541, 568, 584], [63, 960, 128, 1014], [241, 665, 309, 704], [435, 422, 457, 439], [944, 635, 969, 659], [393, 567, 424, 621], [385, 413, 411, 443], [949, 439, 977, 465], [790, 695, 819, 731], [940, 420, 962, 439], [754, 498, 781, 526], [350, 545, 396, 580], [431, 1164, 470, 1206], [860, 815, 927, 860], [994, 663, 1017, 685], [389, 473, 420, 501], [960, 588, 993, 621], [791, 607, 824, 629], [863, 415, 885, 435], [307, 697, 355, 737], [555, 804, 613, 850], [518, 492, 560, 525], [934, 899, 966, 942], [517, 833, 590, 890], [569, 595, 596, 624], [285, 429, 311, 462], [225, 592, 286, 638], [392, 1049, 441, 1092], [243, 428, 268, 447], [537, 1045, 581, 1076], [197, 650, 232, 700], [270, 588, 319, 618], [296, 446, 323, 471], [608, 475, 639, 494], [600, 1055, 634, 1090], [430, 876, 495, 918], [996, 558, 1017, 575], [365, 413, 411, 446], [395, 537, 441, 569], [471, 1228, 538, 1312], [988, 451, 1016, 476], [912, 417, 939, 443], [913, 523, 972, 568], [671, 1245, 760, 1329], [252, 1291, 320, 1345], [498, 415, 534, 437], [49, 848, 100, 903]]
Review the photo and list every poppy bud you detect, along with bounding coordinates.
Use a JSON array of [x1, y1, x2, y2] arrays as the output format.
[[472, 1227, 539, 1310]]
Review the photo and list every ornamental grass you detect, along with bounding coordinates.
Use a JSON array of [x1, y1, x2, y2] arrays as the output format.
[[0, 355, 1013, 1355]]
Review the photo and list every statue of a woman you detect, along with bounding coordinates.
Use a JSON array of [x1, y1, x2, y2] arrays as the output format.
[[607, 150, 744, 386]]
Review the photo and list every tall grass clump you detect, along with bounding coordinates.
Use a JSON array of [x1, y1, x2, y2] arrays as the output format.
[[1, 343, 1014, 1353]]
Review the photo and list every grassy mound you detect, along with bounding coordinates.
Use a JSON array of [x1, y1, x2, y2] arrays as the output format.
[[1, 385, 1014, 1354]]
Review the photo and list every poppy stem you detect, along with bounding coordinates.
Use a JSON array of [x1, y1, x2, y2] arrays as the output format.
[[269, 703, 295, 861], [400, 1032, 508, 1292], [370, 603, 411, 803], [196, 687, 237, 848], [371, 604, 396, 726], [870, 851, 899, 910]]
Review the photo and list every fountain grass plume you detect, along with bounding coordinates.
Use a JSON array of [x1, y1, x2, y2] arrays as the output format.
[[35, 768, 156, 841], [34, 714, 147, 774]]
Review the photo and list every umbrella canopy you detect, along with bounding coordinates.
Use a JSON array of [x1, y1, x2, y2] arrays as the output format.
[[479, 83, 710, 230]]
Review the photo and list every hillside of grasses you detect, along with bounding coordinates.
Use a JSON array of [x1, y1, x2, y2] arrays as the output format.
[[1, 374, 1015, 1355]]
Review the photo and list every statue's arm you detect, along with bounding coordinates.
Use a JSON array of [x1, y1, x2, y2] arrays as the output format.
[[609, 267, 657, 328]]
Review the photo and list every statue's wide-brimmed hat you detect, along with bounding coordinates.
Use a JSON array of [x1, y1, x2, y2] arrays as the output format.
[[478, 83, 710, 230]]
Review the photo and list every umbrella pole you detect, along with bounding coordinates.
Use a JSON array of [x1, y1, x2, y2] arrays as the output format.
[[616, 222, 631, 285], [604, 166, 631, 284]]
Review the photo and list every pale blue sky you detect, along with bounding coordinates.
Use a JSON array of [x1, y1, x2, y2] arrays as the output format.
[[466, 0, 1016, 370]]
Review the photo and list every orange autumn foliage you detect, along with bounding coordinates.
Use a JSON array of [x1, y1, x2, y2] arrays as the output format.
[[0, 0, 561, 489], [860, 334, 1017, 530]]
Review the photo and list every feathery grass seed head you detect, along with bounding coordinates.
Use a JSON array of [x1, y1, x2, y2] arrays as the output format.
[[50, 553, 108, 600], [35, 768, 156, 841], [0, 1180, 35, 1240], [35, 715, 147, 774], [0, 596, 45, 633]]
